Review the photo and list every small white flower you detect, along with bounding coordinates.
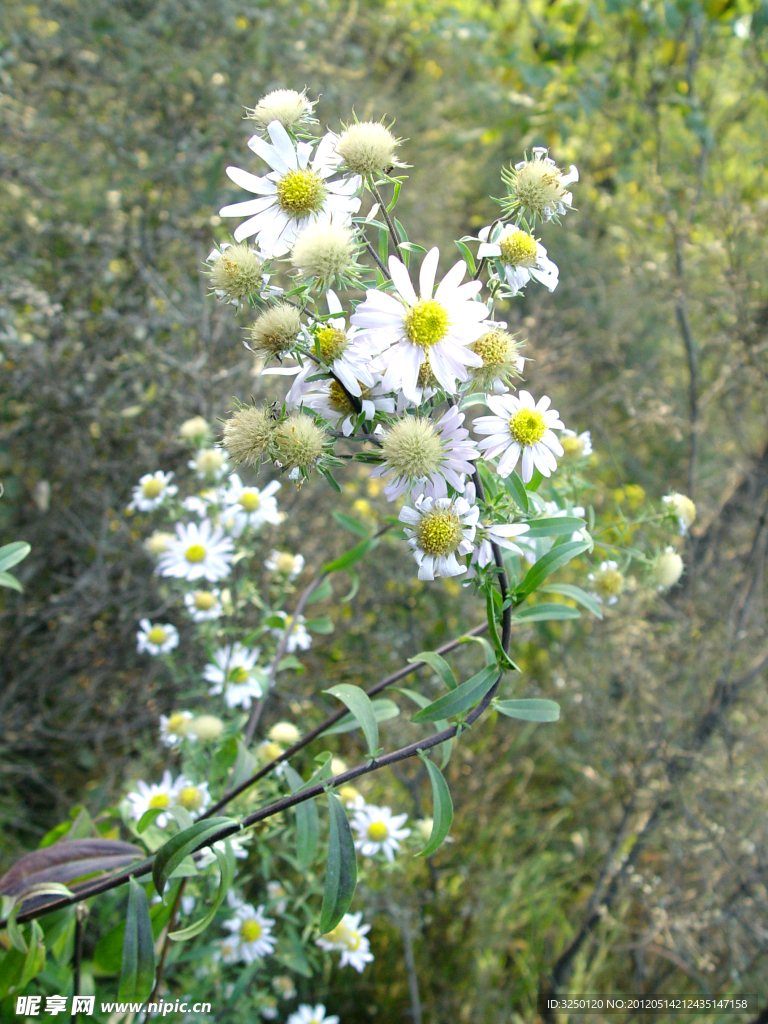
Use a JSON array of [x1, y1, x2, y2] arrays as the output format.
[[220, 122, 361, 257], [266, 880, 289, 914], [126, 770, 183, 828], [189, 448, 229, 480], [204, 643, 266, 709], [501, 147, 579, 222], [270, 611, 312, 652], [473, 391, 564, 483], [399, 495, 478, 581], [588, 560, 625, 605], [478, 223, 559, 295], [174, 779, 211, 817], [264, 550, 305, 580], [351, 804, 411, 862], [560, 428, 593, 460], [221, 475, 281, 536], [351, 247, 487, 403], [157, 519, 235, 582], [182, 488, 223, 518], [287, 1006, 339, 1024], [662, 492, 696, 535], [289, 372, 395, 436], [184, 588, 223, 622], [516, 500, 587, 565], [316, 912, 374, 973], [460, 484, 530, 570], [128, 471, 177, 512], [220, 904, 276, 962], [159, 711, 195, 748], [136, 619, 179, 656], [653, 547, 685, 591]]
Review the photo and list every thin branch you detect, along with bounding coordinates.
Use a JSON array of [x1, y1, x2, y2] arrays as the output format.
[[369, 180, 404, 263]]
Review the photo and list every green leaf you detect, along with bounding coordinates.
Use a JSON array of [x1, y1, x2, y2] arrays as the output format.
[[137, 808, 165, 834], [394, 687, 452, 765], [408, 651, 457, 690], [411, 666, 499, 723], [170, 842, 234, 941], [511, 603, 581, 622], [522, 516, 586, 539], [494, 699, 561, 722], [516, 540, 591, 599], [458, 634, 497, 668], [305, 577, 333, 604], [17, 921, 45, 991], [540, 583, 603, 619], [319, 793, 357, 934], [0, 571, 23, 592], [322, 536, 379, 574], [0, 542, 30, 574], [7, 906, 28, 953], [527, 467, 544, 491], [152, 818, 237, 896], [119, 878, 155, 1000], [486, 591, 518, 671], [229, 739, 257, 791], [331, 511, 369, 539], [417, 758, 453, 857], [284, 766, 319, 870], [319, 467, 341, 492], [94, 899, 173, 974], [294, 751, 334, 793], [321, 699, 400, 736], [340, 570, 359, 603], [305, 615, 334, 634], [504, 471, 529, 512], [454, 240, 476, 276], [324, 684, 379, 756]]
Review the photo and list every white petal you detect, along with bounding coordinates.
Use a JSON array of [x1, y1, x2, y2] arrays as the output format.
[[419, 246, 440, 298], [434, 260, 468, 303], [388, 257, 418, 306], [267, 120, 298, 170], [225, 166, 276, 195]]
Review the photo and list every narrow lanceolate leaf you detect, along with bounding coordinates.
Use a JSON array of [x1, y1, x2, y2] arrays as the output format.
[[522, 516, 586, 539], [152, 818, 237, 896], [0, 571, 23, 592], [323, 684, 379, 757], [510, 603, 581, 623], [540, 583, 603, 619], [0, 542, 31, 574], [119, 878, 155, 1001], [459, 634, 497, 668], [516, 540, 591, 599], [322, 536, 379, 574], [331, 511, 370, 538], [0, 839, 143, 899], [494, 699, 561, 722], [284, 766, 319, 871], [170, 842, 234, 942], [504, 471, 529, 512], [417, 758, 454, 857], [319, 793, 357, 934], [394, 688, 452, 768], [408, 651, 457, 690], [454, 240, 476, 276], [321, 699, 400, 736], [411, 666, 499, 724]]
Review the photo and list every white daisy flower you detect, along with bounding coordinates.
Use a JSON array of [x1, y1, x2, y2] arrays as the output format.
[[371, 404, 480, 501], [157, 519, 235, 582], [128, 471, 177, 512], [560, 428, 593, 460], [350, 247, 487, 403], [662, 492, 696, 535], [219, 121, 361, 258], [266, 880, 289, 914], [288, 369, 395, 436], [313, 290, 381, 395], [204, 643, 266, 709], [182, 488, 224, 518], [184, 588, 223, 622], [136, 619, 179, 656], [189, 448, 229, 480], [399, 495, 478, 581], [588, 560, 625, 605], [287, 1006, 339, 1024], [221, 475, 281, 536], [220, 904, 276, 963], [264, 550, 305, 580], [351, 804, 411, 862], [477, 223, 558, 295], [174, 779, 211, 817], [461, 482, 530, 570], [316, 912, 373, 973], [473, 391, 564, 483], [501, 147, 579, 222], [159, 710, 195, 748], [270, 611, 312, 652], [196, 835, 251, 869], [126, 770, 182, 828]]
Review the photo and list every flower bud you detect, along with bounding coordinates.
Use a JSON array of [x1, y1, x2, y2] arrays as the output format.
[[247, 304, 302, 360], [256, 740, 284, 765], [189, 715, 224, 740], [662, 492, 696, 532], [268, 721, 300, 745], [179, 416, 210, 441], [209, 243, 263, 301], [290, 221, 357, 284], [331, 757, 347, 776], [144, 531, 175, 555], [222, 405, 277, 467], [274, 414, 327, 474], [337, 121, 400, 175], [192, 448, 226, 476], [246, 89, 314, 130], [653, 547, 684, 590]]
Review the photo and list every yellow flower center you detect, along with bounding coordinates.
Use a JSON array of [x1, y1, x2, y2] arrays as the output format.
[[240, 919, 262, 943], [275, 553, 298, 574], [511, 161, 567, 214], [185, 543, 207, 563], [141, 478, 164, 498], [472, 329, 514, 369], [276, 169, 327, 216], [367, 821, 389, 842], [228, 666, 250, 685], [594, 568, 624, 599], [147, 626, 168, 645], [560, 434, 584, 458], [239, 491, 261, 512], [346, 932, 361, 950], [166, 713, 190, 736], [316, 326, 347, 363], [328, 379, 370, 414], [148, 793, 170, 809], [415, 507, 463, 557], [193, 591, 217, 610], [404, 299, 450, 349], [508, 408, 547, 447], [177, 786, 204, 811], [498, 227, 539, 267]]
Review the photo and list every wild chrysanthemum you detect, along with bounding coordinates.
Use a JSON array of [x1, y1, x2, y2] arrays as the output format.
[[126, 770, 183, 828], [372, 405, 479, 501], [653, 547, 684, 591], [290, 221, 358, 286], [287, 1005, 339, 1024], [500, 147, 578, 222], [136, 619, 179, 656], [588, 560, 625, 605], [157, 519, 234, 582], [179, 415, 210, 441], [220, 122, 361, 257], [473, 391, 564, 483], [399, 495, 479, 581], [264, 550, 304, 580], [222, 404, 278, 467], [336, 120, 401, 175], [207, 242, 264, 304], [220, 904, 277, 963], [268, 721, 300, 745], [246, 89, 315, 131], [221, 475, 281, 536], [247, 303, 302, 361], [290, 377, 395, 437], [128, 471, 177, 512], [159, 711, 194, 748], [469, 326, 524, 394], [204, 643, 266, 709], [351, 247, 487, 403], [316, 912, 374, 973], [189, 448, 229, 480], [351, 804, 411, 862], [461, 483, 530, 570], [183, 588, 223, 622], [143, 531, 175, 555], [274, 414, 327, 475], [477, 223, 558, 295], [175, 780, 210, 816], [270, 611, 312, 652], [662, 492, 696, 534], [189, 714, 224, 741], [560, 428, 593, 461]]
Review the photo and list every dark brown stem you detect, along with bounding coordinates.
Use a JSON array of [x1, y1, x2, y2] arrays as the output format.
[[71, 905, 87, 1014], [370, 180, 404, 263], [363, 237, 390, 278]]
